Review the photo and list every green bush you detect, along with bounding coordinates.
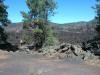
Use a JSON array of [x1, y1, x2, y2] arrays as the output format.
[[43, 26, 59, 46], [22, 30, 34, 44]]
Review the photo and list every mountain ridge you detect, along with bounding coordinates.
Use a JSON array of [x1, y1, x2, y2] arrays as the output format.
[[5, 20, 97, 45]]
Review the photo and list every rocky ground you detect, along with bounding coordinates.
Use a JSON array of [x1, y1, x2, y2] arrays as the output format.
[[40, 43, 100, 66], [0, 49, 100, 75]]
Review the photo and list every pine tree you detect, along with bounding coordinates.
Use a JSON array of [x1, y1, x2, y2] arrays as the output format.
[[25, 0, 56, 21], [85, 0, 100, 55], [22, 0, 56, 49], [0, 0, 9, 44], [0, 0, 9, 26], [95, 0, 100, 36]]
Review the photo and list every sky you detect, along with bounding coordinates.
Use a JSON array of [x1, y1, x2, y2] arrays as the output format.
[[5, 0, 96, 24]]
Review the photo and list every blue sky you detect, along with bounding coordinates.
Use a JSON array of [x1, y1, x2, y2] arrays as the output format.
[[5, 0, 96, 24]]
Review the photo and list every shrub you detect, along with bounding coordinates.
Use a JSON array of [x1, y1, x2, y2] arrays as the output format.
[[22, 30, 34, 45], [43, 26, 59, 46]]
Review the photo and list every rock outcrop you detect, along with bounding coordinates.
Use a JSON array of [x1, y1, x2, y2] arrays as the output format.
[[40, 43, 97, 60]]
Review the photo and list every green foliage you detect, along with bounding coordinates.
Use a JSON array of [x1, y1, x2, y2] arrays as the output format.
[[23, 22, 30, 29], [21, 11, 32, 29], [44, 26, 59, 46], [45, 36, 58, 46], [22, 30, 33, 44], [0, 0, 9, 44], [22, 0, 57, 49], [0, 26, 7, 44], [95, 0, 100, 34], [0, 0, 9, 26], [25, 0, 56, 20], [84, 0, 100, 55]]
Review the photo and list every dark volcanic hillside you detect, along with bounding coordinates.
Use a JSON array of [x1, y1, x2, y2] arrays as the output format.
[[4, 22, 23, 45], [5, 20, 97, 45], [50, 20, 97, 44]]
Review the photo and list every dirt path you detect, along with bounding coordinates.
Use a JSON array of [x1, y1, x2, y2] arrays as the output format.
[[0, 52, 100, 75]]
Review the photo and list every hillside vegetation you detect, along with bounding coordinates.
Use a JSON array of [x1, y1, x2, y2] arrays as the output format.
[[5, 20, 96, 45]]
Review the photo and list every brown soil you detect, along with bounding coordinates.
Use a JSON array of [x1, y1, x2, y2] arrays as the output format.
[[0, 52, 100, 75], [0, 51, 9, 60]]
